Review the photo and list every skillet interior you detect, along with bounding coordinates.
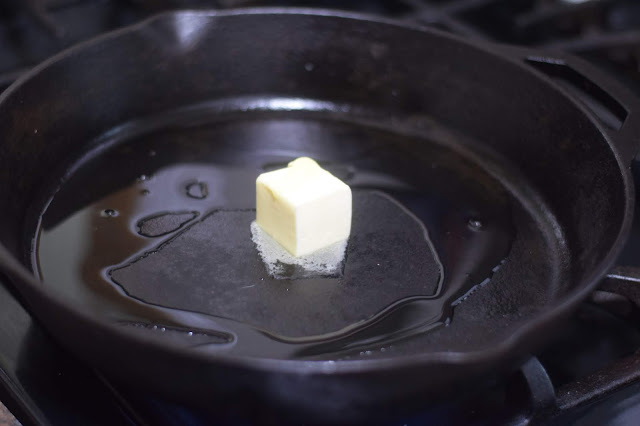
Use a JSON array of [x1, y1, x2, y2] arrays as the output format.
[[31, 102, 559, 361]]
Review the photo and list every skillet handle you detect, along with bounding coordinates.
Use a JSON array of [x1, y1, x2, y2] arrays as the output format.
[[496, 44, 640, 165]]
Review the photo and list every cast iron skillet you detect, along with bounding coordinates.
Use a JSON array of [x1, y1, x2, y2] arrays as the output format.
[[1, 8, 640, 422]]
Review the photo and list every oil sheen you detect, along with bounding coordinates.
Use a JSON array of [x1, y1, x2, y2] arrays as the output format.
[[33, 105, 516, 361]]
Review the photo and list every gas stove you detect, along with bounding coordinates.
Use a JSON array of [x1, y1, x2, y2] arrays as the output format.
[[2, 1, 640, 425]]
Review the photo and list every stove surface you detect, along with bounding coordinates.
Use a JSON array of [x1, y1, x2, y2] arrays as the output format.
[[2, 1, 640, 425]]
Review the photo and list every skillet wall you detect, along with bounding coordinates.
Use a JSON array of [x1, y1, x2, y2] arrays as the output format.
[[0, 12, 627, 293]]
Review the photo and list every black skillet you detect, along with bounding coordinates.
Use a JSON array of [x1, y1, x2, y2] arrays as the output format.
[[1, 8, 640, 422]]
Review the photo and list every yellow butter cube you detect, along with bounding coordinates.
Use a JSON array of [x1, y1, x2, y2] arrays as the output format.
[[256, 157, 352, 257]]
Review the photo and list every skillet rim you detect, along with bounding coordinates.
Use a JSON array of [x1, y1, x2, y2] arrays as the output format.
[[0, 7, 635, 376]]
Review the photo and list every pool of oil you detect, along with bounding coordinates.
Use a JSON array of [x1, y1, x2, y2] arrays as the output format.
[[32, 105, 525, 361]]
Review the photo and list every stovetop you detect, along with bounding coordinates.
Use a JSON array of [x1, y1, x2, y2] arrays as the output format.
[[3, 1, 640, 425]]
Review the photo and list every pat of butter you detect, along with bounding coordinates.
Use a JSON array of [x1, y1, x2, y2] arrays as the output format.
[[256, 157, 352, 257]]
